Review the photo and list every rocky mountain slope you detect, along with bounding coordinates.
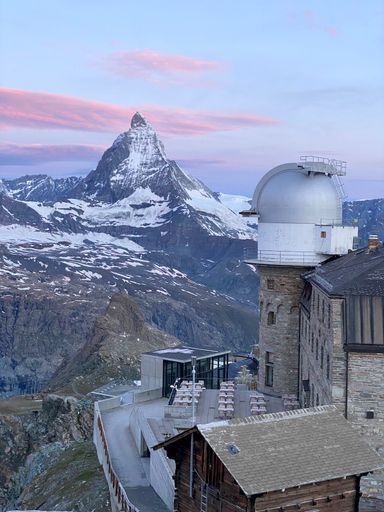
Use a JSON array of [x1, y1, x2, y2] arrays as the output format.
[[3, 175, 83, 202], [0, 290, 190, 512], [50, 293, 181, 394], [343, 198, 384, 245], [0, 113, 259, 396], [0, 394, 98, 511]]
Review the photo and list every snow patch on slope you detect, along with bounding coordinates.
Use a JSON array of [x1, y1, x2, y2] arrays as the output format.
[[0, 224, 144, 252], [186, 189, 257, 239]]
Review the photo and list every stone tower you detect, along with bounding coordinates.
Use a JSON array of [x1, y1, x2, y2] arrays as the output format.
[[243, 157, 357, 397]]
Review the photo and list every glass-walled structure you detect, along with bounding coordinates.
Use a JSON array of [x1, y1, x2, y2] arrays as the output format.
[[141, 347, 230, 397], [162, 353, 228, 396]]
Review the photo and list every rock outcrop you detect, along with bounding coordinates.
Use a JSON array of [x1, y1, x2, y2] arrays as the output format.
[[0, 394, 94, 511]]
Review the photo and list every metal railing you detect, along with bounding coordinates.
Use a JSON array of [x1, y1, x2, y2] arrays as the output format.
[[95, 405, 140, 512], [244, 248, 318, 265], [299, 155, 347, 176]]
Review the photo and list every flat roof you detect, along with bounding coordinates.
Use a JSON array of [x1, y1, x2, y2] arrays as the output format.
[[143, 346, 230, 362]]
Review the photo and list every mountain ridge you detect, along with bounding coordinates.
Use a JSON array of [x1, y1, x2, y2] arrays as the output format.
[[0, 113, 259, 397]]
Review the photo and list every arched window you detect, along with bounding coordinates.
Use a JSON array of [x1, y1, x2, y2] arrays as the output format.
[[267, 311, 276, 325]]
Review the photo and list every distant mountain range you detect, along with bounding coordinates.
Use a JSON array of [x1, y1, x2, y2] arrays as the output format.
[[0, 113, 382, 396], [0, 113, 258, 396], [343, 198, 384, 246]]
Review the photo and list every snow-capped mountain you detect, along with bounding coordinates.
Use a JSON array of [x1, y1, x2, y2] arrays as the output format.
[[3, 113, 255, 241], [4, 175, 83, 202], [0, 113, 259, 396]]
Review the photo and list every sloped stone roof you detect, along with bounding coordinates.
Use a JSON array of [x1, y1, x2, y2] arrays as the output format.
[[197, 406, 383, 496], [303, 246, 384, 296]]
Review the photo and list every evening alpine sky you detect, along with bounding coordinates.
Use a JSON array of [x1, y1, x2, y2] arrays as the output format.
[[1, 0, 383, 199]]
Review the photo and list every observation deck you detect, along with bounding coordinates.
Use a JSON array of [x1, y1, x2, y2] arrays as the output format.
[[244, 248, 321, 267]]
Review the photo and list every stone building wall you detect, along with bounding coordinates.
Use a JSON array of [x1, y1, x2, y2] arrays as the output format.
[[257, 265, 309, 396], [299, 284, 384, 503], [299, 286, 348, 410], [347, 352, 384, 501]]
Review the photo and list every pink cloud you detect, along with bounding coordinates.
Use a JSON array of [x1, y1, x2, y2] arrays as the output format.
[[105, 49, 224, 85], [0, 88, 279, 136], [0, 142, 104, 165], [291, 10, 339, 37]]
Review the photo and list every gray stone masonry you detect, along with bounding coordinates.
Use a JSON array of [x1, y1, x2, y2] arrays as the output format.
[[348, 352, 384, 501], [257, 265, 310, 396]]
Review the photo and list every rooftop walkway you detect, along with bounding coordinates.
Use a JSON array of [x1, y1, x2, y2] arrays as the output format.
[[99, 388, 285, 511], [102, 404, 169, 512]]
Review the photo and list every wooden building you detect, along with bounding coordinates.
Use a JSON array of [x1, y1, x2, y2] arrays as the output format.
[[154, 406, 383, 512]]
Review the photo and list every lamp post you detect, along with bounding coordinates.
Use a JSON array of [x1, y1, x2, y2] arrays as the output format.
[[191, 356, 197, 424], [189, 355, 197, 498]]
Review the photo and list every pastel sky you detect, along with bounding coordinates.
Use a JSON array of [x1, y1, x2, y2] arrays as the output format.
[[1, 0, 383, 199]]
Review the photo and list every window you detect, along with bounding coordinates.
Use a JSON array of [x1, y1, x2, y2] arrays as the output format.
[[327, 304, 331, 329], [320, 231, 327, 238], [265, 352, 274, 387], [316, 393, 319, 406], [320, 346, 324, 369], [311, 384, 314, 406], [267, 279, 275, 290], [300, 354, 303, 382], [267, 311, 276, 325], [311, 333, 314, 352], [315, 339, 319, 360], [326, 354, 330, 380], [321, 300, 325, 322]]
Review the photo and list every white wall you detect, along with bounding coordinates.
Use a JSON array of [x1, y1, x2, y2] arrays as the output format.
[[258, 222, 358, 263], [130, 406, 175, 510], [141, 355, 164, 390], [258, 222, 322, 264], [314, 225, 357, 255]]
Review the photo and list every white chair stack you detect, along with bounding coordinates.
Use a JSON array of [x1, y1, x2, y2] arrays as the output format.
[[218, 381, 235, 419], [249, 392, 267, 415], [173, 380, 205, 407], [282, 394, 300, 410]]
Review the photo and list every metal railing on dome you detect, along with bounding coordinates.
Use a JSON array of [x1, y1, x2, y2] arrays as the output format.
[[244, 248, 318, 265], [299, 155, 347, 176]]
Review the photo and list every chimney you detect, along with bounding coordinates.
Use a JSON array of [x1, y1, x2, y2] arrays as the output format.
[[368, 234, 380, 251]]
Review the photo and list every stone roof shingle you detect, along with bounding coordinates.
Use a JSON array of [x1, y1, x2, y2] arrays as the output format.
[[197, 406, 383, 496], [303, 246, 384, 296]]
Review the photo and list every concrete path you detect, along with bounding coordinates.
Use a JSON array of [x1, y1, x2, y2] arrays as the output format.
[[102, 406, 169, 512]]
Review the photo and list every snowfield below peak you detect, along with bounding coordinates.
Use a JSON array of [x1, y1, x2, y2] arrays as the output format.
[[0, 223, 145, 252], [186, 189, 256, 239]]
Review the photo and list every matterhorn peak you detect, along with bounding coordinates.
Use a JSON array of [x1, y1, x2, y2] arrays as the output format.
[[131, 112, 150, 129]]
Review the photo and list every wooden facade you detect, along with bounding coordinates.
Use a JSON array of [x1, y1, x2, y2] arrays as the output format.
[[165, 431, 249, 512], [162, 431, 363, 512]]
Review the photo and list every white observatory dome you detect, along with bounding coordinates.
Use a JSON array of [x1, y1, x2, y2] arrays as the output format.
[[252, 163, 341, 224]]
